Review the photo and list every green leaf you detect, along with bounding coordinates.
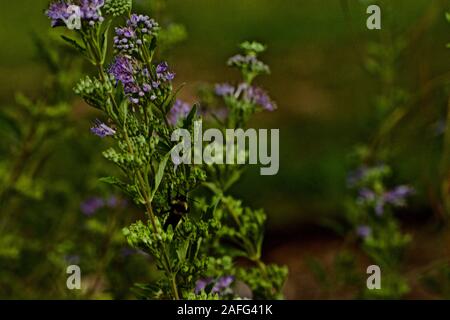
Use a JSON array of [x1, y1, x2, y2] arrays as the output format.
[[99, 176, 126, 187], [150, 149, 173, 201], [60, 35, 86, 54], [182, 103, 198, 129], [101, 20, 112, 65]]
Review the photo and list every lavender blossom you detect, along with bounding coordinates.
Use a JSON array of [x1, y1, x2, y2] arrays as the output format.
[[79, 0, 105, 25], [106, 196, 127, 208], [211, 276, 235, 294], [156, 62, 175, 82], [247, 86, 277, 111], [80, 197, 104, 216], [90, 119, 116, 137], [384, 185, 414, 207], [356, 225, 372, 239], [114, 26, 137, 53], [194, 277, 213, 294], [46, 1, 71, 27], [127, 14, 159, 35], [108, 55, 135, 85], [168, 99, 191, 125], [113, 15, 158, 53], [358, 185, 414, 216], [194, 276, 235, 295], [228, 54, 257, 67], [215, 83, 235, 97]]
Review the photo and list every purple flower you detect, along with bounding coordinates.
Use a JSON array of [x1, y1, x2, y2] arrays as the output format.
[[127, 14, 159, 34], [356, 225, 371, 239], [46, 1, 71, 27], [194, 277, 213, 294], [80, 197, 104, 216], [156, 62, 175, 82], [108, 55, 135, 85], [46, 1, 104, 28], [227, 54, 257, 66], [194, 276, 235, 295], [211, 276, 235, 294], [90, 119, 116, 138], [246, 86, 276, 111], [215, 83, 235, 97], [113, 14, 158, 53], [79, 0, 105, 24], [106, 196, 127, 208], [384, 185, 414, 206], [168, 99, 192, 125], [114, 26, 136, 52], [358, 185, 414, 216]]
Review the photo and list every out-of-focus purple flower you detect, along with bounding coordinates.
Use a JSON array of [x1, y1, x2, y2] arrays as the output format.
[[156, 61, 175, 82], [168, 99, 192, 125], [106, 196, 127, 208], [246, 86, 276, 111], [90, 119, 116, 138], [347, 166, 369, 187], [356, 225, 371, 239], [46, 1, 71, 27], [194, 276, 235, 295], [81, 195, 126, 216], [215, 83, 235, 97], [195, 277, 213, 294], [80, 197, 104, 216], [358, 185, 414, 216], [228, 54, 257, 66], [384, 185, 414, 206], [214, 82, 276, 111], [211, 276, 235, 294]]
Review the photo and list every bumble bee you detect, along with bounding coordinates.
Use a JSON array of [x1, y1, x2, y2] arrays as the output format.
[[163, 194, 190, 231]]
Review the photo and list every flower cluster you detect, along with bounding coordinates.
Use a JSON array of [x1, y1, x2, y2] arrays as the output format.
[[46, 0, 105, 29], [114, 14, 159, 54], [108, 56, 174, 105], [358, 185, 414, 216], [80, 195, 126, 216], [227, 54, 269, 77], [215, 82, 276, 111], [356, 225, 372, 239], [91, 119, 116, 137], [168, 99, 191, 125], [194, 276, 235, 295]]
